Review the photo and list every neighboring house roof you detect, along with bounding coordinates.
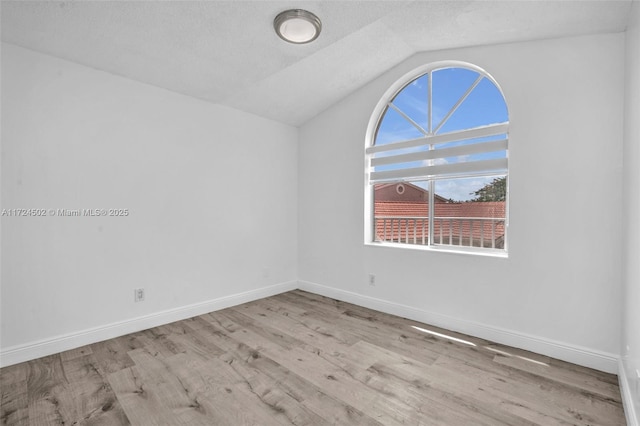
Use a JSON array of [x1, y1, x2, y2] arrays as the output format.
[[374, 182, 449, 203], [374, 201, 427, 217], [374, 201, 505, 218]]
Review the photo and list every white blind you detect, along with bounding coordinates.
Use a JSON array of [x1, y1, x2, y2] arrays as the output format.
[[368, 122, 508, 183]]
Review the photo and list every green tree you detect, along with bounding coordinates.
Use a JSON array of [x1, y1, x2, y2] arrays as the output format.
[[471, 177, 506, 202]]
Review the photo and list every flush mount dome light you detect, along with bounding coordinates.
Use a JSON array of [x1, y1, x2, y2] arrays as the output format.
[[274, 9, 321, 44]]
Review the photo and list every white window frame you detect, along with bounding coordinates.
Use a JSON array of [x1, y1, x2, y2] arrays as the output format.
[[364, 61, 509, 257]]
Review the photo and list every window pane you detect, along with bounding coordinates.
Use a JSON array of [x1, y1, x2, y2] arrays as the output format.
[[373, 182, 430, 245], [375, 106, 424, 145], [433, 176, 506, 249], [438, 78, 508, 134], [391, 74, 429, 132], [432, 68, 480, 132]]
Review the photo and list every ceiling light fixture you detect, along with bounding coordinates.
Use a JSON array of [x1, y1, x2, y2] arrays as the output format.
[[274, 9, 321, 44]]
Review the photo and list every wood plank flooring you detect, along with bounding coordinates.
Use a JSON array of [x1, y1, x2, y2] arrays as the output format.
[[0, 290, 626, 425]]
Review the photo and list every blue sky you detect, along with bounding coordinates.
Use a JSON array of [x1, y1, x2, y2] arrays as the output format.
[[374, 67, 508, 201]]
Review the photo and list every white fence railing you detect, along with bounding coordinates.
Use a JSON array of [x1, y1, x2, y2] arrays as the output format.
[[375, 216, 505, 249]]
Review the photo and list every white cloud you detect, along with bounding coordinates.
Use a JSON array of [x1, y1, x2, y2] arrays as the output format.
[[435, 176, 497, 202]]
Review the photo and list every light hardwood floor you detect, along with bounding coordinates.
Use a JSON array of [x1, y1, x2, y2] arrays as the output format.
[[0, 290, 626, 425]]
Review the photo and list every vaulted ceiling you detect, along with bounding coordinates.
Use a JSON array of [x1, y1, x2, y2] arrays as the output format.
[[1, 1, 633, 126]]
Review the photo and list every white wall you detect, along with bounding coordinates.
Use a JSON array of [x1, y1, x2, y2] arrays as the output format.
[[622, 0, 640, 422], [299, 33, 624, 372], [0, 44, 298, 362]]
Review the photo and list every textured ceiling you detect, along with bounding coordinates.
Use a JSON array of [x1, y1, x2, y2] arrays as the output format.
[[1, 1, 633, 126]]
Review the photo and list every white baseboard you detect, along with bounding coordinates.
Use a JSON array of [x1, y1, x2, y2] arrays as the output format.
[[0, 280, 297, 368], [620, 358, 640, 426], [298, 280, 619, 374]]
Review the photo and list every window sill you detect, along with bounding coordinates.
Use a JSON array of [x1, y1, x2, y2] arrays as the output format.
[[364, 241, 508, 258]]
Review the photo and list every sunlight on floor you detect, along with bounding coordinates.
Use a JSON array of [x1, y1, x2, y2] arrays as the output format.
[[485, 346, 550, 367], [410, 326, 550, 366], [411, 325, 477, 346]]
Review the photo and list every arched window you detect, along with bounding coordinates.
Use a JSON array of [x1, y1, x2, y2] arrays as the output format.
[[365, 62, 509, 254]]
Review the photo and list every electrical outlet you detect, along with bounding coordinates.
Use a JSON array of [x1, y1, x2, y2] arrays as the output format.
[[368, 274, 376, 286], [134, 288, 145, 302]]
